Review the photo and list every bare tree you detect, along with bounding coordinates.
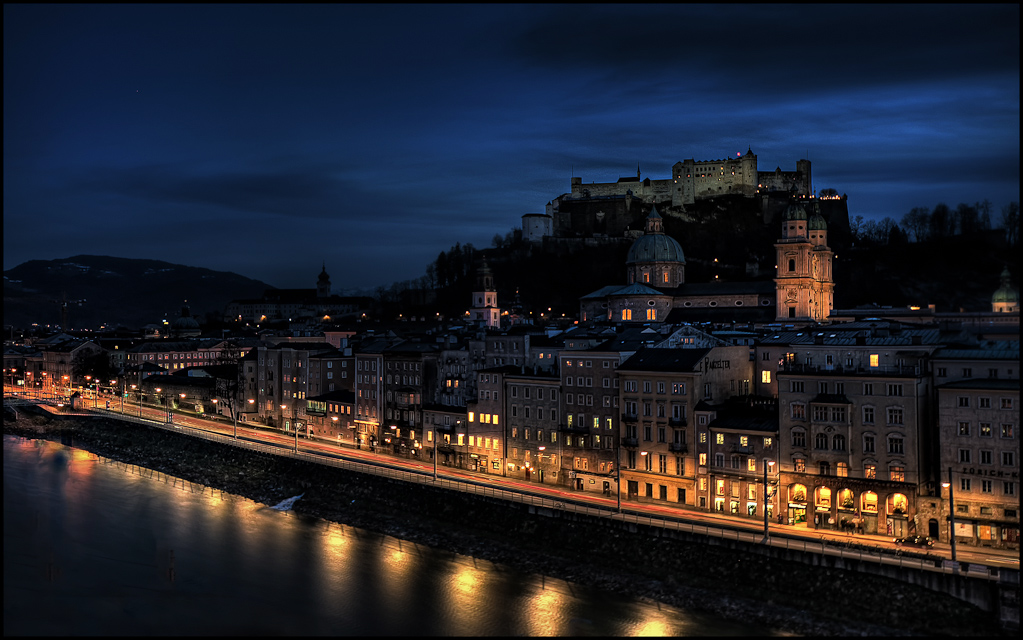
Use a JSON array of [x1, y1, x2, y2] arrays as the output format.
[[1001, 202, 1020, 248], [901, 207, 930, 243]]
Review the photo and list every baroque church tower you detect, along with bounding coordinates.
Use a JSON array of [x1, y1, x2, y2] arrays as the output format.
[[316, 263, 331, 298], [470, 258, 501, 328], [774, 201, 834, 322]]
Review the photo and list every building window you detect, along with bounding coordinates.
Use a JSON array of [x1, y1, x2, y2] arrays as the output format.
[[837, 462, 848, 477], [794, 458, 806, 473], [864, 464, 876, 479], [959, 449, 971, 463], [1003, 451, 1016, 466], [888, 436, 904, 454], [814, 433, 828, 450], [863, 434, 875, 453], [961, 478, 972, 491], [832, 434, 846, 451], [792, 430, 806, 448], [980, 423, 993, 437], [887, 407, 904, 425], [1002, 424, 1015, 439], [1002, 398, 1015, 410], [982, 480, 993, 493], [890, 466, 905, 483], [958, 396, 970, 408], [792, 403, 806, 420], [958, 422, 970, 436], [887, 384, 903, 397], [819, 462, 831, 476]]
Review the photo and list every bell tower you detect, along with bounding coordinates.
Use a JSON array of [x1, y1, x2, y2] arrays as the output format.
[[470, 258, 501, 328], [774, 200, 833, 323]]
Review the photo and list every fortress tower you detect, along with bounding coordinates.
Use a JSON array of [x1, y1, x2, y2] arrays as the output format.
[[774, 201, 834, 323]]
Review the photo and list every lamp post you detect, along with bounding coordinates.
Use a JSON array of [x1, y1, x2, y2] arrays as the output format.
[[615, 436, 622, 513], [943, 467, 958, 566], [85, 376, 93, 408], [282, 404, 297, 453], [432, 427, 438, 480], [763, 460, 776, 540], [155, 387, 169, 422]]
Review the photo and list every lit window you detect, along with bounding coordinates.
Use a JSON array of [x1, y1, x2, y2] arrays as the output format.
[[468, 411, 474, 422], [761, 370, 771, 384], [869, 354, 879, 368]]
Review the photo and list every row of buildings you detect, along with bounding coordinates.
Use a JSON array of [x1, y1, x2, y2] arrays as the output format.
[[5, 199, 1018, 552]]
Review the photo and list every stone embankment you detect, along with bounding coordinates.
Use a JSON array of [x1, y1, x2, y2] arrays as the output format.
[[4, 409, 1007, 637]]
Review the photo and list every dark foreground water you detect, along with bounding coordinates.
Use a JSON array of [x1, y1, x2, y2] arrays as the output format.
[[4, 435, 774, 636]]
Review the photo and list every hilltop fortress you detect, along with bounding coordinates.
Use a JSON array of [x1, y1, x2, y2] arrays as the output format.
[[522, 148, 839, 243]]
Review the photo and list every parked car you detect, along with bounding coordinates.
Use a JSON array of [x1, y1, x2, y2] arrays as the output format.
[[894, 535, 933, 548]]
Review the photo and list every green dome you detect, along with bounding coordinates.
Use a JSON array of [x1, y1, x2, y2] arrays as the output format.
[[992, 268, 1018, 303], [626, 233, 685, 265], [808, 213, 827, 230], [784, 203, 807, 221]]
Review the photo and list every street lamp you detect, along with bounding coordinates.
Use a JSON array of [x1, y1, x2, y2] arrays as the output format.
[[155, 387, 169, 422], [763, 460, 776, 540], [282, 404, 297, 453], [943, 467, 958, 566]]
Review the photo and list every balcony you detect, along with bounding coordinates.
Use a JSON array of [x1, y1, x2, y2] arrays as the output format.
[[669, 417, 687, 427], [621, 437, 639, 448], [668, 442, 688, 454], [621, 412, 638, 423]]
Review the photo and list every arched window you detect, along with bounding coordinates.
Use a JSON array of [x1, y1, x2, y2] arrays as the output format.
[[861, 491, 878, 512], [838, 488, 854, 508], [815, 486, 831, 507], [790, 483, 807, 502], [832, 434, 846, 451], [888, 493, 908, 515], [814, 433, 828, 449]]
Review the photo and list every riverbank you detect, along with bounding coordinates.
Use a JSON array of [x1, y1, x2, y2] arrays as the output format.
[[4, 410, 1006, 636]]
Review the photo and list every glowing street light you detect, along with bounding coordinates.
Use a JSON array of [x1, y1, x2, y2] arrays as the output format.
[[763, 460, 776, 540]]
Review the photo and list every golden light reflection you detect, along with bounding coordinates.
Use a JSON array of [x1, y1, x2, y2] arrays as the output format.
[[453, 564, 479, 596], [525, 585, 566, 636], [634, 619, 672, 636]]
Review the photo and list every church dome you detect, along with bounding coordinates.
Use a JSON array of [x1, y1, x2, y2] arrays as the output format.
[[784, 203, 807, 221], [992, 268, 1018, 304], [808, 212, 828, 230], [172, 303, 201, 337], [626, 232, 686, 264]]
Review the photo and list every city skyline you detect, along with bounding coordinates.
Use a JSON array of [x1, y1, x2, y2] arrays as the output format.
[[4, 4, 1019, 291]]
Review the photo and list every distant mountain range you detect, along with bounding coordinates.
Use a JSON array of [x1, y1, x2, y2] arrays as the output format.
[[3, 255, 274, 330]]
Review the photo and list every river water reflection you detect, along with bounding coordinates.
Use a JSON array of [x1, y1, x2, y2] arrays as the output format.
[[4, 435, 776, 636]]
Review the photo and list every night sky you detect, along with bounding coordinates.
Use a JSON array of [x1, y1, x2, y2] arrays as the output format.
[[4, 4, 1019, 292]]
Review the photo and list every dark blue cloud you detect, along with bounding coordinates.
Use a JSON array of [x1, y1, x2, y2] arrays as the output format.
[[3, 4, 1018, 291]]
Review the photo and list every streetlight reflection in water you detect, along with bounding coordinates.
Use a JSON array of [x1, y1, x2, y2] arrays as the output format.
[[5, 435, 772, 636]]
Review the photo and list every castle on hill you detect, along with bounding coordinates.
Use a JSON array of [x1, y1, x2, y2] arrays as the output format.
[[521, 148, 847, 243]]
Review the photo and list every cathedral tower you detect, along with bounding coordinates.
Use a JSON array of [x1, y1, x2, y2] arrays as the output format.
[[774, 201, 834, 323], [317, 263, 331, 298], [470, 258, 501, 328]]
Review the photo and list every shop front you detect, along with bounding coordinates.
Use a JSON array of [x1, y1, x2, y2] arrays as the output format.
[[885, 493, 910, 538], [787, 483, 808, 526]]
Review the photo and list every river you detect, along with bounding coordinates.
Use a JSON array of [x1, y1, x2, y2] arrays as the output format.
[[4, 435, 776, 636]]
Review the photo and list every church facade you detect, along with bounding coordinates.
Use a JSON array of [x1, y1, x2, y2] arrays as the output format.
[[580, 201, 834, 325]]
